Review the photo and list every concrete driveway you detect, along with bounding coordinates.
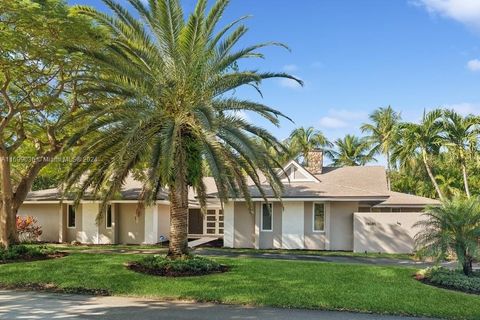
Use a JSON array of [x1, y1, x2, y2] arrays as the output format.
[[0, 290, 438, 320], [194, 248, 462, 269]]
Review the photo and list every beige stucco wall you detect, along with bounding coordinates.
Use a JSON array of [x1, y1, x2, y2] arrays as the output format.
[[66, 205, 83, 243], [329, 202, 357, 251], [118, 203, 145, 244], [353, 212, 424, 253], [157, 204, 170, 241], [257, 202, 282, 249], [97, 206, 114, 244], [233, 202, 255, 248], [231, 200, 358, 250], [17, 204, 60, 242], [303, 201, 327, 250]]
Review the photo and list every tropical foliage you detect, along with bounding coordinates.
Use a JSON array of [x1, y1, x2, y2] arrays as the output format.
[[64, 0, 300, 258], [361, 106, 400, 188], [325, 134, 375, 166], [16, 216, 42, 243], [288, 127, 331, 166], [0, 0, 105, 247], [282, 107, 480, 199], [414, 197, 480, 276]]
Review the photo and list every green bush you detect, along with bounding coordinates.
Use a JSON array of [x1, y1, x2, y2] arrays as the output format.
[[0, 245, 54, 262], [129, 255, 227, 277], [421, 267, 480, 294]]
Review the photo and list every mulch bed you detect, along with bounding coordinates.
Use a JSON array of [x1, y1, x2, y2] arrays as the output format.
[[0, 252, 68, 265], [0, 282, 110, 296], [125, 261, 230, 277]]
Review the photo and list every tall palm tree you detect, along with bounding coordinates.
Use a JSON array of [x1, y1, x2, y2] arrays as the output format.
[[414, 197, 480, 276], [441, 110, 480, 198], [392, 109, 445, 201], [325, 134, 375, 166], [288, 127, 331, 165], [67, 0, 301, 258], [361, 106, 401, 189]]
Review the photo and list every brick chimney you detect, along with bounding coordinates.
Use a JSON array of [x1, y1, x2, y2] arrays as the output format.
[[305, 149, 323, 174]]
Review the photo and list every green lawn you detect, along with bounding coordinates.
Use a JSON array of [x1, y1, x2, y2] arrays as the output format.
[[0, 253, 478, 319]]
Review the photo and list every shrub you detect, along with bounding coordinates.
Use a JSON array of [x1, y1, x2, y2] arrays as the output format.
[[16, 216, 43, 243], [414, 197, 480, 276], [419, 267, 480, 294], [0, 245, 55, 262], [128, 255, 228, 277]]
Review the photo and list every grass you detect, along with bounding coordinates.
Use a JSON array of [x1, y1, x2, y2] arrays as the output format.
[[0, 253, 478, 319], [28, 243, 168, 252], [198, 247, 416, 260]]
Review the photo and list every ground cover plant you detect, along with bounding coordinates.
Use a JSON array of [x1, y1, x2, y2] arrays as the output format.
[[417, 267, 480, 295], [0, 245, 60, 263]]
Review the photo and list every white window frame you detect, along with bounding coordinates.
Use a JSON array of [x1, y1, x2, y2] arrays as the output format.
[[67, 204, 76, 229], [312, 202, 325, 232], [261, 203, 273, 232], [105, 204, 113, 229]]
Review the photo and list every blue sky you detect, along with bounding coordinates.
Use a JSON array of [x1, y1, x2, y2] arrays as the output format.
[[69, 0, 480, 145]]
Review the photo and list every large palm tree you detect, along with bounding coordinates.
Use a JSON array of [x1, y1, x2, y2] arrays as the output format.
[[414, 197, 480, 276], [361, 106, 401, 189], [325, 134, 375, 166], [67, 0, 301, 258], [392, 109, 445, 201], [441, 110, 480, 198], [288, 127, 331, 165]]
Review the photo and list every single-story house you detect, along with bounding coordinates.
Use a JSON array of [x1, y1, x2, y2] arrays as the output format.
[[19, 150, 439, 253]]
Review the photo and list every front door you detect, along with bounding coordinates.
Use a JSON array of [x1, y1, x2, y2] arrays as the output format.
[[188, 209, 203, 234]]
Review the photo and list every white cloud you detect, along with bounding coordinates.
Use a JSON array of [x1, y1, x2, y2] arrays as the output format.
[[282, 64, 298, 72], [318, 109, 368, 129], [319, 116, 348, 128], [467, 58, 480, 71], [444, 102, 480, 115], [278, 75, 303, 89], [329, 109, 367, 120], [414, 0, 480, 30]]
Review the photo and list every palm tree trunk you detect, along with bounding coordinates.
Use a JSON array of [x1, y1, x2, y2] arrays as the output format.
[[421, 150, 444, 201], [386, 151, 391, 190], [462, 253, 473, 276], [459, 153, 471, 198], [167, 148, 189, 259]]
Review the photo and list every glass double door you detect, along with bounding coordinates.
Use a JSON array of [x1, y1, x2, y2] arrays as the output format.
[[188, 209, 224, 235]]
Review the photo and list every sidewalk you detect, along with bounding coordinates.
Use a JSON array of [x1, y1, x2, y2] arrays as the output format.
[[0, 290, 438, 320]]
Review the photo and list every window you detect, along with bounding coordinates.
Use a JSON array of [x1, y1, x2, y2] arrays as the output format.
[[67, 205, 76, 228], [106, 205, 112, 228], [261, 203, 273, 231], [313, 203, 325, 232]]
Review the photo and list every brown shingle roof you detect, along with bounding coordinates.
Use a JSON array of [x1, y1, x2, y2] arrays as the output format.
[[25, 165, 437, 207], [375, 191, 440, 207]]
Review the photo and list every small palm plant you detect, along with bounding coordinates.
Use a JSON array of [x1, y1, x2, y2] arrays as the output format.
[[414, 197, 480, 276], [67, 0, 301, 258]]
